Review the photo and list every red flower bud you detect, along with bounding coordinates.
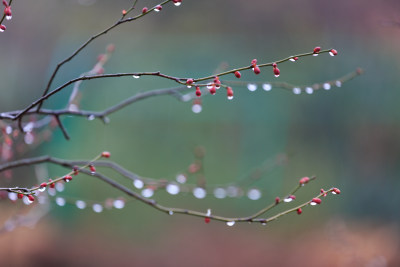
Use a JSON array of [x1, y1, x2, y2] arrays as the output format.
[[311, 198, 322, 205], [297, 208, 302, 215], [332, 188, 341, 194], [329, 49, 338, 56], [101, 151, 111, 158], [154, 5, 162, 12], [272, 63, 277, 68], [2, 0, 8, 7], [234, 71, 241, 78], [226, 87, 234, 100], [27, 195, 35, 202], [209, 86, 216, 95], [273, 67, 280, 77], [195, 86, 201, 97], [17, 193, 23, 199], [142, 7, 148, 14], [251, 59, 257, 67], [253, 66, 261, 75], [122, 9, 127, 15], [299, 176, 310, 185], [204, 217, 210, 224], [313, 46, 321, 54], [64, 175, 73, 182], [40, 182, 47, 188], [275, 197, 280, 204], [89, 165, 96, 173], [0, 24, 6, 32]]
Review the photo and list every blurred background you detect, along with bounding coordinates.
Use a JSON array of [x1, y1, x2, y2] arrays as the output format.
[[1, 0, 400, 266]]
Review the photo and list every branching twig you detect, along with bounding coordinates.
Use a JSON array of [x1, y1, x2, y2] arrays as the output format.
[[0, 155, 340, 225]]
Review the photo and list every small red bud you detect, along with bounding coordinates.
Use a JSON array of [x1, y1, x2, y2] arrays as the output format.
[[234, 71, 241, 78], [273, 67, 280, 77], [2, 0, 7, 7], [49, 179, 55, 188], [332, 188, 341, 195], [272, 63, 277, 68], [299, 176, 310, 185], [27, 195, 35, 202], [204, 217, 210, 224], [297, 208, 302, 215], [142, 7, 148, 14], [311, 198, 322, 205], [0, 24, 6, 32], [186, 78, 194, 85], [294, 56, 298, 61], [64, 175, 73, 182], [122, 9, 127, 15], [290, 195, 296, 200], [101, 151, 111, 158], [251, 59, 257, 67], [89, 165, 96, 173], [226, 87, 234, 99], [4, 6, 11, 17], [17, 193, 23, 199], [209, 86, 216, 95], [253, 66, 261, 75], [40, 182, 47, 188], [155, 5, 162, 11], [195, 86, 201, 97], [320, 188, 327, 197], [329, 49, 338, 56], [275, 197, 280, 204], [313, 46, 321, 54]]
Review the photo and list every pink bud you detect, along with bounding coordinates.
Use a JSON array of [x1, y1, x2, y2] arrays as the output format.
[[195, 86, 201, 97], [142, 7, 148, 14], [299, 176, 310, 185], [297, 208, 302, 215], [234, 71, 241, 78], [273, 67, 280, 77], [0, 24, 6, 32], [311, 198, 322, 205], [313, 46, 321, 54], [253, 66, 261, 75]]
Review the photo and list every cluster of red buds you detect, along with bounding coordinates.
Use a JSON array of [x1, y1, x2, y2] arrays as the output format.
[[1, 0, 12, 32], [272, 62, 280, 77], [251, 59, 261, 75]]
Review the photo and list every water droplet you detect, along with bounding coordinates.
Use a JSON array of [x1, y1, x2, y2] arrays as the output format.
[[227, 96, 234, 100], [166, 183, 180, 195], [192, 104, 202, 113], [274, 74, 280, 78], [292, 87, 301, 95], [206, 209, 212, 216], [113, 199, 125, 209], [68, 104, 79, 112], [0, 28, 4, 33], [226, 221, 235, 227], [213, 187, 227, 199], [24, 132, 34, 145], [56, 183, 64, 192], [173, 1, 182, 6], [284, 197, 293, 203], [48, 188, 56, 196], [261, 221, 267, 226], [226, 186, 239, 198], [141, 188, 154, 198], [262, 83, 272, 91], [76, 200, 86, 209], [215, 84, 220, 89], [23, 122, 34, 133], [289, 58, 296, 62], [169, 210, 174, 215], [187, 85, 192, 89], [56, 197, 66, 206], [93, 203, 103, 213], [23, 196, 33, 205], [313, 54, 319, 57], [5, 125, 12, 135], [193, 187, 206, 199], [323, 83, 331, 90], [247, 83, 257, 92], [38, 187, 46, 192], [154, 7, 161, 12], [87, 114, 95, 121], [247, 188, 262, 200], [206, 83, 213, 89], [310, 202, 317, 206], [329, 51, 335, 56], [305, 87, 314, 94], [132, 75, 140, 79], [133, 179, 144, 189], [176, 174, 187, 184], [335, 80, 342, 87], [8, 192, 17, 201], [6, 15, 11, 20]]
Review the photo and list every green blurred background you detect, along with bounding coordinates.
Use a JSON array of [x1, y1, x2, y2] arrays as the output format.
[[1, 0, 400, 266]]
